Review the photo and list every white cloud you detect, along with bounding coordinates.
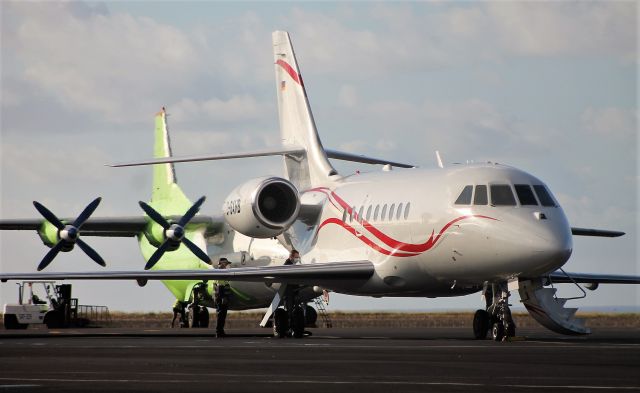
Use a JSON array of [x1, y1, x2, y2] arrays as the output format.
[[338, 85, 358, 108], [486, 2, 637, 61], [581, 107, 637, 138], [169, 95, 271, 124], [1, 142, 111, 185], [7, 3, 204, 120]]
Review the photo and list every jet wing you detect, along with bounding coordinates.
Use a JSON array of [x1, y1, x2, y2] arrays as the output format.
[[548, 271, 640, 284], [0, 215, 224, 237], [0, 261, 375, 286], [571, 227, 625, 237]]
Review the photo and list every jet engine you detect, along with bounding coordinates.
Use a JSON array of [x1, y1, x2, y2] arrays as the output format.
[[223, 177, 300, 238]]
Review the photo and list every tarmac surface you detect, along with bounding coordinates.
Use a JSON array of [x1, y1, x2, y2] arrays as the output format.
[[0, 327, 638, 392]]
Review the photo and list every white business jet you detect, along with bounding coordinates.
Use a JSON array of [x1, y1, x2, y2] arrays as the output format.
[[1, 31, 637, 340]]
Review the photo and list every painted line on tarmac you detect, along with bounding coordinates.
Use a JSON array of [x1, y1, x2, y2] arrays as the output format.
[[6, 373, 638, 390], [4, 377, 636, 390], [39, 344, 639, 350], [268, 380, 640, 390]]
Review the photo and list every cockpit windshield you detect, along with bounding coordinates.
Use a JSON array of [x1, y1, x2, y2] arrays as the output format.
[[490, 185, 516, 206], [514, 184, 538, 206], [533, 185, 556, 207], [454, 183, 557, 208]]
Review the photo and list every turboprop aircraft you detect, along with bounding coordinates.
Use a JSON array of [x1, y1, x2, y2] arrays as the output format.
[[1, 31, 638, 340]]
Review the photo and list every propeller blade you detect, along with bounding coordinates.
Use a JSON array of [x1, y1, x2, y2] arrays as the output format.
[[144, 240, 172, 270], [182, 237, 212, 264], [76, 239, 106, 267], [178, 196, 206, 227], [139, 201, 171, 229], [37, 242, 65, 271], [33, 201, 65, 230], [73, 197, 102, 229]]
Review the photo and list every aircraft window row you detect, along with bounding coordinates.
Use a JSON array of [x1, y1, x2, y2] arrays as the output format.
[[345, 202, 411, 223], [454, 184, 556, 207]]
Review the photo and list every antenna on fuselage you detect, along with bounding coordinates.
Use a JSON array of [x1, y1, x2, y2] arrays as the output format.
[[435, 151, 444, 169]]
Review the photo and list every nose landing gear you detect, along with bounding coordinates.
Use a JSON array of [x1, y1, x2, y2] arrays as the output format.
[[473, 283, 516, 341]]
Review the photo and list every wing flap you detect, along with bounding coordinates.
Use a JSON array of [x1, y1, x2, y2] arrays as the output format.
[[0, 261, 375, 286]]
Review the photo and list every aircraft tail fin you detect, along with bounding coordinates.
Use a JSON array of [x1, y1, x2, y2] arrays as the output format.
[[151, 108, 191, 210], [273, 31, 337, 189]]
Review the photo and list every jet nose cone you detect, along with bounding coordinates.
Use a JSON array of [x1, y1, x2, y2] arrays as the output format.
[[527, 223, 573, 275]]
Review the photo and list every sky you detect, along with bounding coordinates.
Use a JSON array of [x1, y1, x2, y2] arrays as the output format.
[[1, 1, 637, 313]]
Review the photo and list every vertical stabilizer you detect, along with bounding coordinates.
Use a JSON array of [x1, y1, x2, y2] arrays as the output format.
[[151, 108, 191, 211], [273, 31, 337, 189]]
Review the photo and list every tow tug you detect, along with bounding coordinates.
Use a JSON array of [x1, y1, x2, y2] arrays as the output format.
[[3, 281, 110, 329]]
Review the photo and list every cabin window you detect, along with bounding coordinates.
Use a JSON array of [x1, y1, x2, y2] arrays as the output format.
[[404, 202, 411, 220], [342, 209, 347, 222], [381, 204, 388, 221], [389, 204, 396, 221], [490, 185, 517, 206], [533, 185, 556, 207], [350, 206, 355, 222], [366, 205, 372, 221], [358, 206, 364, 222], [374, 205, 380, 221], [455, 185, 473, 205], [515, 184, 538, 206], [396, 203, 403, 220], [474, 185, 488, 205]]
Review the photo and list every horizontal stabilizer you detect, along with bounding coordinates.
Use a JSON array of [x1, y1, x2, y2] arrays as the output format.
[[109, 147, 305, 167], [0, 261, 375, 286], [571, 227, 625, 237], [325, 149, 415, 168]]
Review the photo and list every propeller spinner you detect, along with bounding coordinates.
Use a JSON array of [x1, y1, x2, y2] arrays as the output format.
[[33, 197, 106, 271], [139, 196, 211, 270]]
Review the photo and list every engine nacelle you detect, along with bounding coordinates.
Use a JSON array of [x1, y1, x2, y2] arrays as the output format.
[[223, 177, 300, 238]]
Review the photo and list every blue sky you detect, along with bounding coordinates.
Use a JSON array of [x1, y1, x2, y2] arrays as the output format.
[[1, 1, 637, 312]]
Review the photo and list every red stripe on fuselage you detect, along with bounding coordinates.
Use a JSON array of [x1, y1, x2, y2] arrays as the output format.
[[318, 218, 419, 257], [276, 59, 302, 85], [308, 187, 497, 256]]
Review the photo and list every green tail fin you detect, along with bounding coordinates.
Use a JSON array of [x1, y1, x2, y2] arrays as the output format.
[[152, 108, 191, 213]]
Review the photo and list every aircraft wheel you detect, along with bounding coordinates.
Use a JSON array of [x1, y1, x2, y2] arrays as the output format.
[[305, 305, 318, 327], [3, 314, 27, 330], [292, 306, 305, 339], [473, 309, 490, 339], [188, 308, 199, 328], [44, 311, 64, 329], [491, 321, 505, 342], [180, 311, 189, 328], [199, 307, 209, 328], [273, 308, 288, 338]]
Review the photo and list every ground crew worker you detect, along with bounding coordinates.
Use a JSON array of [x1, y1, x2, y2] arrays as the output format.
[[171, 299, 186, 328], [284, 249, 300, 265], [283, 250, 301, 335], [214, 258, 232, 337]]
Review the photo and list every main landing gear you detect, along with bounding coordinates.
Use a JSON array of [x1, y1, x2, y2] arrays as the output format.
[[272, 285, 311, 339], [473, 283, 516, 341]]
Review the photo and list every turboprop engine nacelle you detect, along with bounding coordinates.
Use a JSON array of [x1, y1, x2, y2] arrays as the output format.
[[223, 177, 300, 238]]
